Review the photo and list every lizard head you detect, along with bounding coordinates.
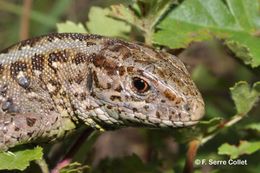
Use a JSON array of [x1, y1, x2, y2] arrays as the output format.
[[84, 39, 205, 129]]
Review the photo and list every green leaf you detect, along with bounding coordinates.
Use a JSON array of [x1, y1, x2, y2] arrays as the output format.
[[57, 21, 87, 33], [60, 162, 89, 173], [153, 0, 260, 67], [0, 146, 43, 171], [230, 81, 260, 114], [109, 4, 135, 26], [108, 1, 174, 44], [218, 141, 260, 159], [135, 0, 175, 27], [86, 6, 131, 38], [244, 123, 260, 132], [226, 0, 260, 30], [197, 117, 222, 134]]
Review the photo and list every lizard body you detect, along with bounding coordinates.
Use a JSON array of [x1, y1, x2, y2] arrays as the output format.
[[0, 33, 204, 151]]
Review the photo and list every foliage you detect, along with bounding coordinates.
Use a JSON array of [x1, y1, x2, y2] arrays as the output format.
[[0, 146, 43, 171], [230, 81, 260, 114], [60, 162, 89, 173], [0, 0, 259, 172], [57, 21, 87, 33], [153, 0, 260, 67], [245, 123, 260, 132], [218, 141, 260, 159]]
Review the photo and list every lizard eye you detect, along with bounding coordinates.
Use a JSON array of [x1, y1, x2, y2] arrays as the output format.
[[132, 77, 150, 93]]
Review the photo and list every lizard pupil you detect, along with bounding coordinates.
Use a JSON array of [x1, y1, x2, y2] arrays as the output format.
[[132, 77, 150, 93]]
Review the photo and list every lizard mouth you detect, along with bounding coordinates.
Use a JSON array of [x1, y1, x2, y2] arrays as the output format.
[[97, 98, 203, 128], [155, 119, 200, 128]]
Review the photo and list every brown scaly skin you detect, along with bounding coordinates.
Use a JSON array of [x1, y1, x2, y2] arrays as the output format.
[[0, 33, 205, 151]]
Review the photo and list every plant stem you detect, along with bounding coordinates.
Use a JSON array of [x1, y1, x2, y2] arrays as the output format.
[[51, 128, 93, 173], [144, 29, 153, 45], [0, 0, 55, 26], [183, 139, 200, 173], [36, 159, 49, 173], [20, 0, 32, 40], [201, 113, 245, 145]]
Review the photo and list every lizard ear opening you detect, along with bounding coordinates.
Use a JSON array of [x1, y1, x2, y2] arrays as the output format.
[[86, 69, 93, 93]]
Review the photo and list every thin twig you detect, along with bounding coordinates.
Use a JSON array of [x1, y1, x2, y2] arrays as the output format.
[[51, 128, 93, 173], [36, 159, 50, 173], [201, 113, 245, 145], [182, 113, 246, 173], [0, 0, 55, 26], [221, 41, 260, 80], [20, 0, 32, 40], [183, 139, 200, 173]]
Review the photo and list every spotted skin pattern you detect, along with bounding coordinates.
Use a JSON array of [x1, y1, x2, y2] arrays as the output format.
[[0, 33, 205, 151]]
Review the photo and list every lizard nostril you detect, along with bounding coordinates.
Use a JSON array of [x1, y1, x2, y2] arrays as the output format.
[[190, 100, 205, 121], [184, 103, 191, 111]]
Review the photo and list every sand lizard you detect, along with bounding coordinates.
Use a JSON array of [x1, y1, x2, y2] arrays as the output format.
[[0, 33, 205, 151]]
